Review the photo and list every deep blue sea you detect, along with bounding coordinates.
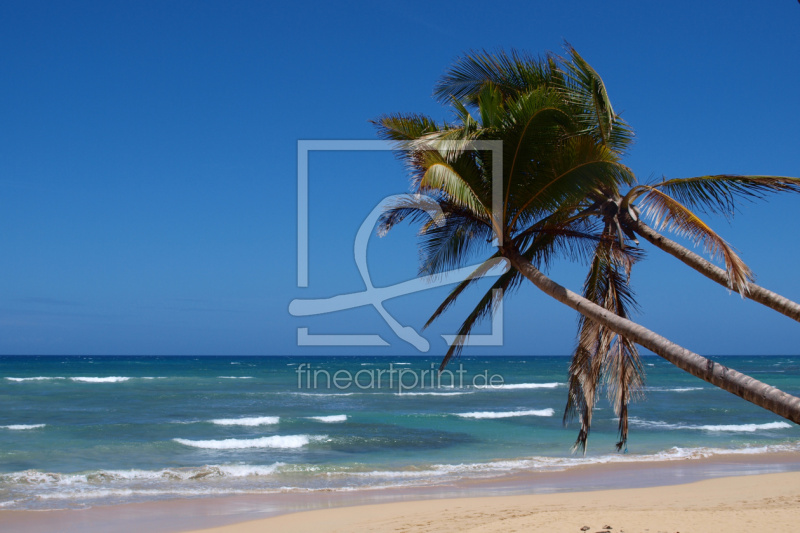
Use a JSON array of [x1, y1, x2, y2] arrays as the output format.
[[1, 355, 798, 510]]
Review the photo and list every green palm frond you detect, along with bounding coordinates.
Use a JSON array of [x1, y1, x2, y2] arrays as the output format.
[[417, 211, 493, 276], [419, 160, 489, 218], [433, 49, 554, 106], [450, 98, 479, 130], [477, 82, 505, 129], [559, 44, 615, 145], [371, 113, 441, 142], [498, 89, 576, 215], [508, 138, 635, 231], [556, 44, 634, 154], [513, 226, 606, 271], [633, 186, 753, 292]]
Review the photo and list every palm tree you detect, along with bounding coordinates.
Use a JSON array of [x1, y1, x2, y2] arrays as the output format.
[[433, 46, 800, 323], [374, 47, 800, 451]]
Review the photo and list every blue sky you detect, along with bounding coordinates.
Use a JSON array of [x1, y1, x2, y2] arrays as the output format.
[[1, 1, 798, 356]]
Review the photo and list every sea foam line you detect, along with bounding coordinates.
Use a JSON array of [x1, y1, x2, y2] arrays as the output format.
[[307, 415, 347, 423], [210, 417, 279, 426], [489, 382, 562, 390], [340, 442, 800, 479], [70, 377, 130, 383], [173, 434, 325, 449], [5, 377, 65, 382], [456, 409, 555, 419], [630, 418, 793, 432], [1, 463, 288, 486], [0, 424, 46, 430]]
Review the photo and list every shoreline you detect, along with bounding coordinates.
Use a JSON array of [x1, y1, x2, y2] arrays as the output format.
[[2, 450, 798, 533], [188, 469, 800, 533]]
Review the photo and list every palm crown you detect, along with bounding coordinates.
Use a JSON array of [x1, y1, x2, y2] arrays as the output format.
[[374, 45, 800, 451]]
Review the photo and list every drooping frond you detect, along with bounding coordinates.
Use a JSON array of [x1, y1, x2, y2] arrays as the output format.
[[605, 335, 643, 451], [601, 246, 644, 451], [437, 219, 613, 369], [417, 208, 493, 276], [423, 252, 507, 329], [377, 195, 491, 277], [632, 186, 753, 293], [564, 238, 644, 453], [564, 245, 612, 453], [377, 195, 446, 237], [648, 175, 800, 219], [438, 268, 520, 370]]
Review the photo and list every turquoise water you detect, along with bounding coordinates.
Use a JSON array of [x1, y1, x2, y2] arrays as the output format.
[[0, 355, 798, 510]]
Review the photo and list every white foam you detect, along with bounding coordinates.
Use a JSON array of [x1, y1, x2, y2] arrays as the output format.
[[1, 463, 287, 486], [0, 424, 46, 430], [210, 417, 279, 426], [36, 487, 253, 500], [308, 415, 347, 423], [630, 418, 793, 432], [213, 463, 285, 477], [488, 382, 562, 390], [70, 377, 130, 383], [695, 422, 792, 432], [456, 409, 555, 419], [5, 377, 64, 382], [217, 376, 253, 379], [340, 442, 800, 480], [173, 435, 323, 449]]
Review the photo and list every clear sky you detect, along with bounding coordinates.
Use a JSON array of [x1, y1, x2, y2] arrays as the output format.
[[1, 1, 799, 356]]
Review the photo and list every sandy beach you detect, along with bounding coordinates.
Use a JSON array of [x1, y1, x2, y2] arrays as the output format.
[[189, 471, 800, 533]]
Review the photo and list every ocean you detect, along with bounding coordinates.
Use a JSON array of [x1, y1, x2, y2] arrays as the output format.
[[1, 355, 798, 511]]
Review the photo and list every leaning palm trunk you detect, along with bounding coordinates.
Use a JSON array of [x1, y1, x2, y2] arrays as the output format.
[[628, 218, 800, 323], [502, 245, 800, 425]]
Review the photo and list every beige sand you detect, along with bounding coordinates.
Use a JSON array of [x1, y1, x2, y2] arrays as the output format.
[[188, 471, 800, 533]]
